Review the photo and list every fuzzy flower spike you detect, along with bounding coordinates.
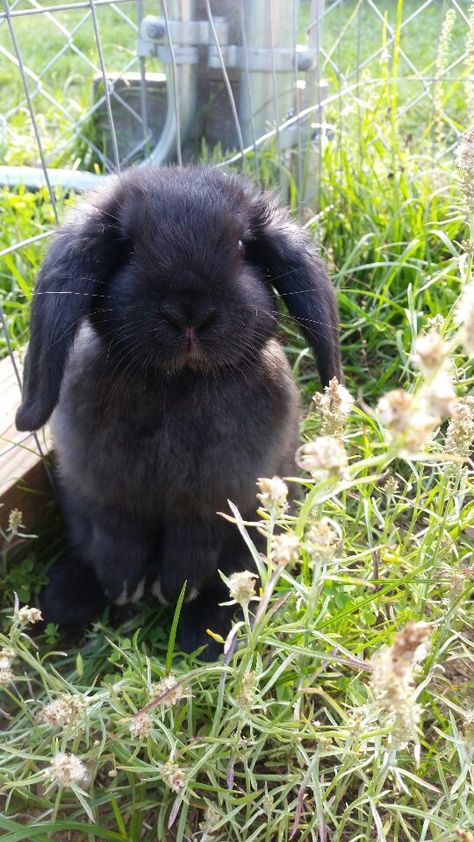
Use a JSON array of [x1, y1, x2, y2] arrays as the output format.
[[256, 476, 289, 513], [370, 621, 431, 746], [456, 282, 474, 356], [312, 377, 354, 436], [46, 753, 88, 788], [15, 605, 43, 625], [296, 435, 348, 481], [226, 570, 258, 608]]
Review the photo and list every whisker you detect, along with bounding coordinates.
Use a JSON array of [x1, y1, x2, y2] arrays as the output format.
[[259, 307, 340, 333]]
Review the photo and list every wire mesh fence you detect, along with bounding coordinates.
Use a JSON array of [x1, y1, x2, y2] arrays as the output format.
[[1, 1, 473, 181], [1, 0, 474, 503]]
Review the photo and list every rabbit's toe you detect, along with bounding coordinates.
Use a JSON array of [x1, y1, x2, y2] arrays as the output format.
[[112, 576, 146, 605], [152, 575, 199, 605], [151, 576, 169, 605]]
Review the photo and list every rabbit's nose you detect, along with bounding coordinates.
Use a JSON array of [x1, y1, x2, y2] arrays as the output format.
[[162, 306, 216, 334], [194, 309, 217, 331], [184, 312, 215, 341]]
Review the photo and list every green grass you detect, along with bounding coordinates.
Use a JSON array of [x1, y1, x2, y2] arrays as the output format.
[[320, 0, 468, 83], [1, 4, 474, 841], [0, 187, 64, 356]]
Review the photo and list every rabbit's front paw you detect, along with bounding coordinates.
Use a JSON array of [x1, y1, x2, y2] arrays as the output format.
[[153, 522, 221, 605], [90, 518, 151, 606], [151, 575, 200, 605], [110, 575, 147, 605]]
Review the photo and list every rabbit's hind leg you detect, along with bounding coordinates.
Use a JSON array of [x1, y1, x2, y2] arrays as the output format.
[[40, 556, 108, 630], [175, 519, 262, 660], [176, 585, 235, 661], [59, 486, 155, 608], [87, 508, 154, 605]]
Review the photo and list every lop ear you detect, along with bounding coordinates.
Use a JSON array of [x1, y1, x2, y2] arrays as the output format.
[[247, 201, 342, 386], [16, 184, 129, 432]]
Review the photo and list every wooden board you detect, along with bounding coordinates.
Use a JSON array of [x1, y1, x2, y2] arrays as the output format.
[[0, 353, 52, 531]]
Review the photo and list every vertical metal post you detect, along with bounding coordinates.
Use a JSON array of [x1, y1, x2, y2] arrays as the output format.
[[302, 0, 325, 210], [304, 0, 325, 111], [239, 0, 300, 149], [147, 0, 197, 166], [136, 0, 150, 154]]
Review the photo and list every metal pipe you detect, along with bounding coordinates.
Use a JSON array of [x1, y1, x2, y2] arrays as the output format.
[[302, 0, 325, 208], [0, 0, 324, 190], [136, 0, 151, 155], [239, 0, 299, 148], [146, 0, 197, 166]]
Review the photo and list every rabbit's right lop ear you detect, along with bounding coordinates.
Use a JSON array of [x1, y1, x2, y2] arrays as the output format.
[[247, 198, 342, 387], [16, 190, 129, 432]]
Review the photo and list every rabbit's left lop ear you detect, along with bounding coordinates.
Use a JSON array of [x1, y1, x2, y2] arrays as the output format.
[[16, 183, 129, 432], [247, 201, 342, 386]]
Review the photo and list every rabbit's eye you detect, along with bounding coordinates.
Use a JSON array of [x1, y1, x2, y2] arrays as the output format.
[[237, 240, 244, 252]]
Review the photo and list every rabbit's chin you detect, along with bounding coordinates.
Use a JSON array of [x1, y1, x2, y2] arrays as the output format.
[[163, 346, 214, 374]]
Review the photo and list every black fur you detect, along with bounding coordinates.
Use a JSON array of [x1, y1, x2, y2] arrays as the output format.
[[16, 165, 341, 659]]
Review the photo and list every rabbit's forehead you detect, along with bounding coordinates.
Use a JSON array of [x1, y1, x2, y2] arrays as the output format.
[[130, 233, 247, 292], [132, 220, 248, 278], [127, 184, 249, 238]]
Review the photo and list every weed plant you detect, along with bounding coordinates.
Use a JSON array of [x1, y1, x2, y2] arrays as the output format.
[[0, 301, 473, 840], [0, 12, 474, 842]]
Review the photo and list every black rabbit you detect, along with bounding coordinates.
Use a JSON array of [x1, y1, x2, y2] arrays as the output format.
[[16, 165, 341, 658]]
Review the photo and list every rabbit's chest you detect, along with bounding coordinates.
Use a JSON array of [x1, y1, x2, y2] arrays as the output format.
[[109, 389, 279, 510], [55, 372, 297, 517]]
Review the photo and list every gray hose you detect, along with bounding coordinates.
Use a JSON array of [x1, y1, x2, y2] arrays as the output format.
[[0, 166, 108, 191]]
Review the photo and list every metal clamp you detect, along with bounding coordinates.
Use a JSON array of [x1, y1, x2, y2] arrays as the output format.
[[137, 16, 316, 72], [208, 45, 316, 73], [138, 15, 229, 61]]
